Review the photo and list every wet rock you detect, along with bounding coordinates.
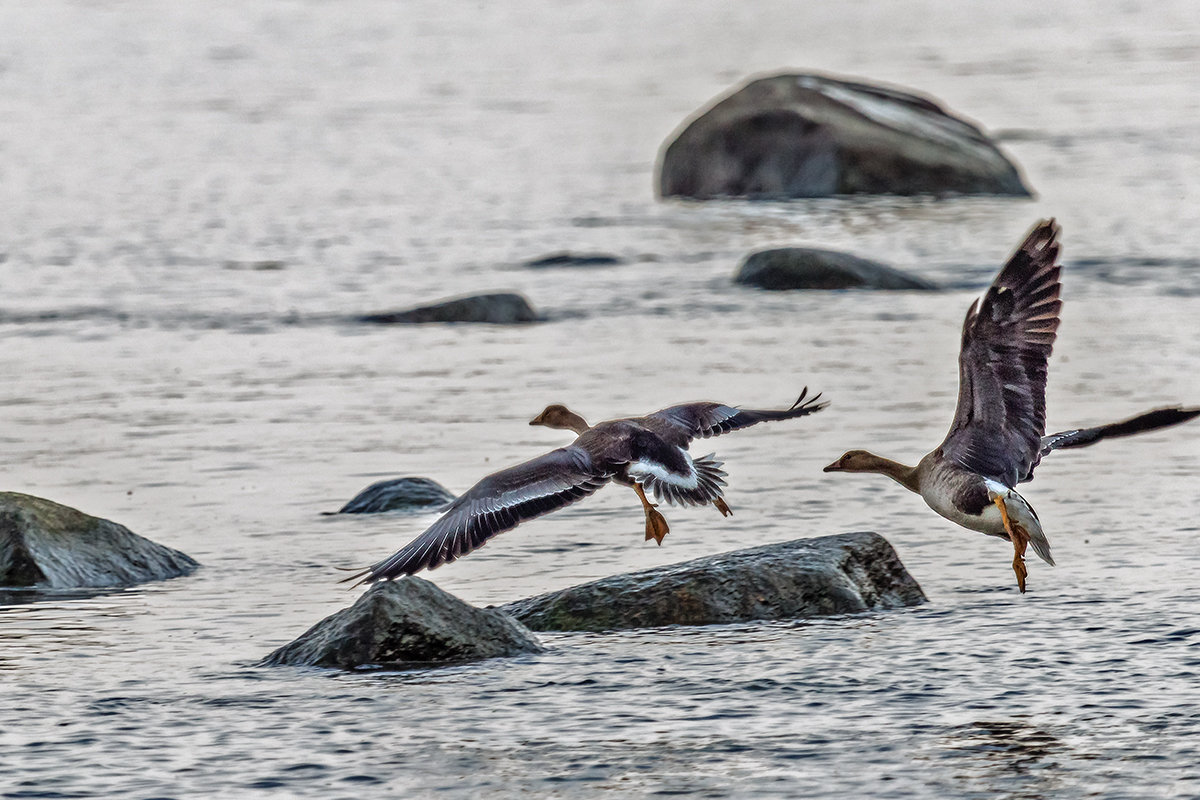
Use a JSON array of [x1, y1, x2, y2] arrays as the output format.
[[735, 247, 938, 290], [0, 492, 197, 589], [501, 532, 925, 632], [523, 252, 625, 269], [359, 293, 538, 325], [658, 72, 1030, 199], [223, 259, 286, 271], [263, 578, 544, 669], [334, 477, 456, 514]]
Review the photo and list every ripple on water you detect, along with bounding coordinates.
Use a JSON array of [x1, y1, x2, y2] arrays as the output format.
[[3, 0, 1200, 797]]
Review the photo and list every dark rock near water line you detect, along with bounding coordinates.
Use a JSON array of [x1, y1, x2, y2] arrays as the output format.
[[262, 578, 544, 669], [0, 491, 197, 589], [333, 477, 456, 514], [223, 259, 286, 271], [522, 252, 626, 269], [658, 72, 1031, 199], [264, 533, 922, 668], [501, 532, 925, 632], [735, 247, 938, 290], [358, 292, 538, 325]]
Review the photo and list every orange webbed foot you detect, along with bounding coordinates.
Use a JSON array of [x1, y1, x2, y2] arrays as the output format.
[[644, 508, 670, 545]]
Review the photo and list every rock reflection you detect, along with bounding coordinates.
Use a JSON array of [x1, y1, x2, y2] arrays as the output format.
[[940, 719, 1065, 799], [0, 588, 141, 668], [0, 586, 134, 607]]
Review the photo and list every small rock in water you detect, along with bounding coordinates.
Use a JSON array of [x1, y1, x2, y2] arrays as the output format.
[[658, 72, 1030, 199], [0, 492, 197, 589], [522, 252, 625, 269], [335, 477, 456, 514], [735, 248, 938, 290], [358, 293, 538, 325], [223, 259, 286, 271], [262, 578, 544, 669], [501, 532, 925, 632]]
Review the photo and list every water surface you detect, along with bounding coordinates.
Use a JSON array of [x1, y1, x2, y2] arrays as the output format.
[[2, 2, 1199, 797]]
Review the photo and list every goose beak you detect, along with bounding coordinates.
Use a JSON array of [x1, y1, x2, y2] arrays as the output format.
[[823, 459, 844, 473]]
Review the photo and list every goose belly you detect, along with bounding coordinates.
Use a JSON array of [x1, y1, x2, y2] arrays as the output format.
[[920, 471, 1054, 565], [921, 485, 1008, 537], [918, 472, 1033, 538], [921, 478, 1042, 540]]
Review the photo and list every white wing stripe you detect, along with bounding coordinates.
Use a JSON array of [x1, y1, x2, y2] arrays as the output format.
[[626, 451, 699, 489]]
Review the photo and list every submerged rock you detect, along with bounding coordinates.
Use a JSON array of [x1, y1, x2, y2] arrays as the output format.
[[335, 477, 456, 514], [735, 248, 938, 290], [358, 293, 538, 325], [501, 532, 925, 632], [263, 578, 544, 669], [0, 492, 197, 589], [658, 72, 1030, 199], [522, 252, 626, 269]]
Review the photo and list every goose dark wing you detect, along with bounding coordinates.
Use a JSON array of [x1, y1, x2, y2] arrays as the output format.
[[344, 446, 613, 583], [640, 387, 827, 446], [1022, 406, 1200, 482], [939, 220, 1063, 487]]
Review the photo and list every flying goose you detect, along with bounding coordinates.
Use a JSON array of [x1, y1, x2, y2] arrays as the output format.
[[346, 390, 827, 584], [824, 219, 1198, 592]]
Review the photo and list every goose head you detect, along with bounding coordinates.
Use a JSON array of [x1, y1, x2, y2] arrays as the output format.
[[823, 450, 882, 473], [529, 404, 591, 434]]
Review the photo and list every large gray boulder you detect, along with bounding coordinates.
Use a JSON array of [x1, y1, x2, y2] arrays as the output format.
[[0, 492, 197, 589], [735, 247, 938, 290], [658, 72, 1030, 199], [501, 532, 925, 632], [334, 477, 455, 514], [263, 578, 544, 669], [358, 292, 538, 325]]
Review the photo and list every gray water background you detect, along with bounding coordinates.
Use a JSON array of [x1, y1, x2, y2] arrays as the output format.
[[2, 1, 1199, 797]]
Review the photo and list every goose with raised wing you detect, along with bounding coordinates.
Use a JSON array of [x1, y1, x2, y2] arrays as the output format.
[[346, 389, 827, 584], [824, 219, 1199, 592]]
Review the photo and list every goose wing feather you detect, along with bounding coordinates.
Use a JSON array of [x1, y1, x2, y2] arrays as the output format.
[[1024, 406, 1200, 481], [344, 446, 613, 583], [940, 220, 1063, 486], [640, 387, 827, 446]]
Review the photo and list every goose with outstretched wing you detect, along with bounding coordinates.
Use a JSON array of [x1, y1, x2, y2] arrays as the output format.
[[345, 389, 827, 585], [824, 219, 1199, 592]]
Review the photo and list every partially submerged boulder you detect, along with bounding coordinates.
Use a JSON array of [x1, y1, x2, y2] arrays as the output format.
[[0, 492, 197, 589], [334, 477, 455, 514], [359, 293, 538, 325], [263, 578, 544, 669], [522, 252, 625, 269], [658, 72, 1030, 199], [735, 247, 938, 290], [501, 532, 925, 632]]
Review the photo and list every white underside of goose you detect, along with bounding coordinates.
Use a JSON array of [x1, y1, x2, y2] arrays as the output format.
[[922, 477, 1054, 566], [626, 449, 727, 507], [626, 452, 699, 488]]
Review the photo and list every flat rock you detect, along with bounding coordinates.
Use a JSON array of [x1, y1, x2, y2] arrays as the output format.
[[264, 578, 544, 669], [359, 292, 538, 325], [501, 532, 925, 632], [522, 252, 625, 269], [658, 72, 1030, 199], [0, 491, 197, 589], [335, 477, 456, 514], [735, 247, 938, 290]]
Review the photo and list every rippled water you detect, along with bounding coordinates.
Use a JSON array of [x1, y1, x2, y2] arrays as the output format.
[[3, 1, 1199, 797]]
